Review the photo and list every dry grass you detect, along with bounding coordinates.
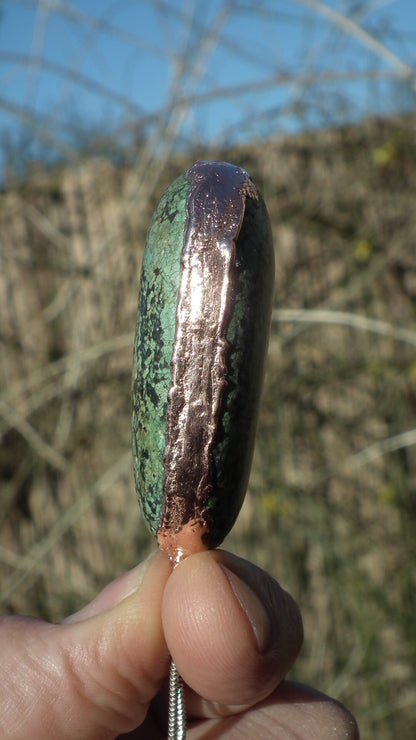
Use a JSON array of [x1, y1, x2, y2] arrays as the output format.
[[1, 113, 416, 737]]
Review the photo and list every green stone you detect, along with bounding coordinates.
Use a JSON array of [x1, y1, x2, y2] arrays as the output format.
[[132, 161, 274, 549], [132, 173, 190, 535]]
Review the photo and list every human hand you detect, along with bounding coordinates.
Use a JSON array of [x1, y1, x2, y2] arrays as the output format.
[[0, 549, 359, 739]]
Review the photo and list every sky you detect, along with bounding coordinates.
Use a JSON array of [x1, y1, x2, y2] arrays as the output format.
[[0, 0, 415, 177]]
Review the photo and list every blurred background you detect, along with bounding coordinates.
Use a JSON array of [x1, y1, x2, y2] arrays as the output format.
[[0, 1, 415, 736]]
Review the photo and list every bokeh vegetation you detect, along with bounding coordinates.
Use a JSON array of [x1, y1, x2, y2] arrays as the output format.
[[1, 2, 416, 737], [1, 112, 416, 738]]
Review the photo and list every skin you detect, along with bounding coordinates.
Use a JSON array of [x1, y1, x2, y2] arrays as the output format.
[[0, 549, 359, 739]]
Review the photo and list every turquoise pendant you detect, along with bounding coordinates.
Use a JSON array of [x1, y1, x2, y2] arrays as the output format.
[[132, 161, 274, 559]]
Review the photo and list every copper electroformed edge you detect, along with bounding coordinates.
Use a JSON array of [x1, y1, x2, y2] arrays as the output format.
[[157, 161, 259, 561]]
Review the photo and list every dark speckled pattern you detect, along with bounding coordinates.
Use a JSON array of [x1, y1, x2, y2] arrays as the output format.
[[132, 173, 190, 534], [132, 161, 274, 547]]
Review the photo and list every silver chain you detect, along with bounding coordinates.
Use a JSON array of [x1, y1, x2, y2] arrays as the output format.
[[168, 659, 186, 739]]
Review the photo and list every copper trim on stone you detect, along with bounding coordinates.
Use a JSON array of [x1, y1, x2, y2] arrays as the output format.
[[159, 161, 258, 536]]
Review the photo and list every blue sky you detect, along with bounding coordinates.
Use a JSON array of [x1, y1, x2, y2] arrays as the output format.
[[0, 0, 415, 175]]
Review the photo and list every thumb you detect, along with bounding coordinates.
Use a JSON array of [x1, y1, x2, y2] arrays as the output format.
[[0, 550, 172, 740]]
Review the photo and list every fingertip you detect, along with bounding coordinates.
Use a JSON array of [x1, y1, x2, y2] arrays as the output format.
[[184, 681, 359, 738], [70, 548, 173, 686], [163, 551, 259, 702], [63, 549, 167, 624], [261, 682, 360, 740], [162, 550, 303, 708]]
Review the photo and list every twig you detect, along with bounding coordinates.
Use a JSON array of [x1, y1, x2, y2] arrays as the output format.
[[292, 0, 416, 89], [347, 429, 416, 468], [273, 308, 416, 348], [0, 399, 67, 472]]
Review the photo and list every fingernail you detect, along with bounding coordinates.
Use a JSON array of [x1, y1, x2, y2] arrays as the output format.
[[109, 552, 154, 603], [63, 550, 157, 623], [221, 566, 271, 653]]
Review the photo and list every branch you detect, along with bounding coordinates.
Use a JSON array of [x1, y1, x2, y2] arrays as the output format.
[[273, 308, 416, 348]]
